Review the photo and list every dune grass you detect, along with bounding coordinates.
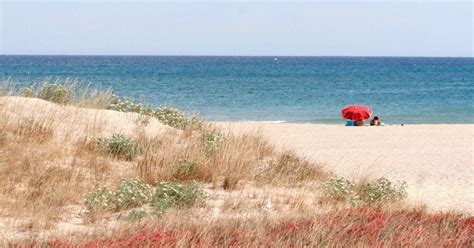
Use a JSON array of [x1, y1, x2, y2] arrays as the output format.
[[15, 78, 113, 108], [42, 208, 473, 247], [0, 80, 470, 246]]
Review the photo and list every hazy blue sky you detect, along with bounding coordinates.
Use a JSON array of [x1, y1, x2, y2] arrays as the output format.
[[0, 0, 472, 56]]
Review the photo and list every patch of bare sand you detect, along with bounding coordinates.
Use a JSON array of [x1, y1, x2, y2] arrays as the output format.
[[216, 122, 474, 214]]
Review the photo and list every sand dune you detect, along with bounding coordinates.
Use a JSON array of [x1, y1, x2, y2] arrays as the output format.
[[216, 122, 474, 214], [0, 96, 171, 139], [2, 97, 472, 213]]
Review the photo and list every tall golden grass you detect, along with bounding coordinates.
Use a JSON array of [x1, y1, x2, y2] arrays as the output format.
[[0, 82, 328, 242], [0, 81, 471, 246]]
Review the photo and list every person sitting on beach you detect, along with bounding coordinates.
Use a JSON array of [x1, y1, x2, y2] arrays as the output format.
[[370, 116, 382, 126]]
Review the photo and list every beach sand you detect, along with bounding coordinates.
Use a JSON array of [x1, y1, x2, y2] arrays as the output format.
[[2, 97, 472, 214], [216, 122, 474, 214]]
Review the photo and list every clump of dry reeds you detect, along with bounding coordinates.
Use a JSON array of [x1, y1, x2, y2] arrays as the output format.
[[0, 81, 327, 242]]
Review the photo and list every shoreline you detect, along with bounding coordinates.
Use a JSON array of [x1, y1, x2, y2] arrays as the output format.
[[215, 122, 474, 214], [213, 121, 474, 128], [214, 121, 474, 125]]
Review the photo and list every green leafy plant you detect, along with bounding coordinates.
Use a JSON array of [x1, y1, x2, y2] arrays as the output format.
[[84, 178, 152, 212], [356, 177, 408, 204], [153, 107, 188, 129], [96, 134, 141, 161], [18, 82, 72, 103], [127, 209, 147, 222], [106, 95, 202, 130], [320, 176, 355, 201], [38, 82, 72, 104], [320, 177, 407, 205], [19, 86, 36, 98], [107, 94, 152, 114], [84, 186, 116, 212], [152, 181, 206, 216], [84, 179, 205, 215], [115, 178, 153, 209]]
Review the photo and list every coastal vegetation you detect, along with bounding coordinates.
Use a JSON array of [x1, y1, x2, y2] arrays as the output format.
[[320, 176, 407, 205], [0, 80, 471, 246], [95, 134, 142, 161]]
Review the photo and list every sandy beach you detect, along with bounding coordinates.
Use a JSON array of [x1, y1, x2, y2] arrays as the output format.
[[1, 96, 473, 244], [3, 97, 472, 214], [216, 122, 474, 214]]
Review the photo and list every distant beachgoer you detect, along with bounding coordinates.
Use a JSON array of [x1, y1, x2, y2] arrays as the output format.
[[370, 116, 382, 126]]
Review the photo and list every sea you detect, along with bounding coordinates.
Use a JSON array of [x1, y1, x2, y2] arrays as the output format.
[[1, 56, 473, 124]]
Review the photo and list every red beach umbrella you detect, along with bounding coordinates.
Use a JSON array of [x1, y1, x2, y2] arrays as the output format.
[[341, 105, 372, 121]]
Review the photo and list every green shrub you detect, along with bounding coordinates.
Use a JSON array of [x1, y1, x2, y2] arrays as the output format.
[[153, 107, 188, 129], [202, 130, 225, 156], [106, 95, 203, 130], [115, 178, 153, 209], [19, 86, 36, 98], [356, 177, 408, 204], [127, 209, 147, 221], [38, 82, 72, 104], [152, 181, 206, 215], [84, 179, 205, 215], [320, 176, 355, 201], [84, 186, 116, 211], [172, 160, 201, 180], [107, 94, 151, 114], [84, 178, 153, 212], [96, 134, 141, 161], [320, 177, 407, 205], [18, 82, 72, 103]]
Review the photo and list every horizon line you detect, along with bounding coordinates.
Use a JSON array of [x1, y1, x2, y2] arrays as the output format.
[[1, 54, 473, 58]]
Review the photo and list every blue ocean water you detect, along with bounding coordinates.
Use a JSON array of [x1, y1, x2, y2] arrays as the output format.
[[1, 55, 473, 124]]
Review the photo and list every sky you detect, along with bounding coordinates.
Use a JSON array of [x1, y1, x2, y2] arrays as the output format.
[[0, 0, 472, 57]]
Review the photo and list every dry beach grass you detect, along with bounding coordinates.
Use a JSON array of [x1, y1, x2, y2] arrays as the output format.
[[0, 82, 472, 246], [216, 122, 474, 213], [0, 95, 326, 242]]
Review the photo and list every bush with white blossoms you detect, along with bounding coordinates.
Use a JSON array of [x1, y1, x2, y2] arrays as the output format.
[[320, 176, 355, 201], [153, 107, 188, 128], [357, 177, 408, 204], [320, 176, 407, 205], [83, 178, 205, 215], [84, 186, 116, 211], [84, 178, 153, 212], [115, 178, 153, 209], [153, 107, 203, 129], [106, 95, 203, 130], [107, 94, 149, 113]]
